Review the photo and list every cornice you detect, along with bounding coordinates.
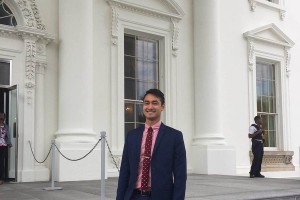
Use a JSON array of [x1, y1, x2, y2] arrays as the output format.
[[107, 0, 183, 20], [0, 24, 55, 43], [243, 23, 294, 48]]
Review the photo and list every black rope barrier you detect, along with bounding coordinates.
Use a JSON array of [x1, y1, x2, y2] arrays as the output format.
[[105, 140, 120, 172], [28, 141, 53, 164], [53, 138, 102, 161], [29, 136, 120, 173]]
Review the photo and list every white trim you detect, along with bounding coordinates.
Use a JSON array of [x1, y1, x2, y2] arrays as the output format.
[[243, 23, 295, 48], [107, 0, 184, 20], [244, 24, 294, 151], [107, 1, 181, 175]]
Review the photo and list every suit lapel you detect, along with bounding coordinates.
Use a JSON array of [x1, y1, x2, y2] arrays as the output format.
[[152, 123, 166, 156], [135, 125, 144, 163]]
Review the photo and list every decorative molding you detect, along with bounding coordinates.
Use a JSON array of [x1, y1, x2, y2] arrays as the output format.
[[15, 0, 46, 30], [284, 47, 291, 77], [107, 0, 184, 20], [250, 151, 295, 171], [244, 23, 295, 48], [248, 39, 255, 71], [280, 9, 286, 20], [171, 18, 179, 57], [107, 0, 183, 52], [35, 62, 46, 75], [248, 0, 256, 11], [29, 0, 46, 30], [248, 0, 286, 20], [0, 24, 55, 43], [111, 6, 119, 45], [24, 39, 37, 104]]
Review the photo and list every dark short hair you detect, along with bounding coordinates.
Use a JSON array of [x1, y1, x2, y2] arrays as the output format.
[[143, 89, 165, 105], [254, 115, 261, 122]]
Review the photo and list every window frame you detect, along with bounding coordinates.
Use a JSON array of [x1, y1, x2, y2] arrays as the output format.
[[124, 33, 161, 135], [255, 60, 280, 149], [244, 24, 294, 151]]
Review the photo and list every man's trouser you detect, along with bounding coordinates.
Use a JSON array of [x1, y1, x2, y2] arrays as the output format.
[[250, 140, 264, 175]]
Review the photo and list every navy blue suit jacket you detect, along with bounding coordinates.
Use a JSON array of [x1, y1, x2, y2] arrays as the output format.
[[116, 123, 187, 200]]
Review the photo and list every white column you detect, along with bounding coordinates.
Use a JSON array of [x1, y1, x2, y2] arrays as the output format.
[[55, 0, 101, 181], [192, 0, 235, 175]]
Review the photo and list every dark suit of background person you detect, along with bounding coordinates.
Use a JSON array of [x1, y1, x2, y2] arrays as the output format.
[[248, 116, 265, 178], [116, 89, 187, 200]]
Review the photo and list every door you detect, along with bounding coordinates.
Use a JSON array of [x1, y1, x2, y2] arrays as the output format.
[[0, 85, 18, 182]]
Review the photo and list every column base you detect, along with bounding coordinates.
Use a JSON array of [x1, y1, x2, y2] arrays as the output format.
[[55, 141, 105, 182], [20, 166, 50, 182], [191, 144, 236, 175]]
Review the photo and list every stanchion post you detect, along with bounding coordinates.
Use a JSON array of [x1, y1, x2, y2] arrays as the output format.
[[100, 131, 106, 200], [43, 140, 62, 191]]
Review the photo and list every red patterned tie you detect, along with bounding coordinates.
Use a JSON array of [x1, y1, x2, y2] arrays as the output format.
[[141, 127, 153, 191]]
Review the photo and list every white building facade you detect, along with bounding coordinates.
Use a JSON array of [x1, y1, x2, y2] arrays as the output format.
[[0, 0, 300, 182]]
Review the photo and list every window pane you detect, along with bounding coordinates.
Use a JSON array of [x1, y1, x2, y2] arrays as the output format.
[[125, 78, 136, 99], [124, 34, 159, 137], [257, 96, 262, 112], [269, 97, 276, 113], [136, 103, 145, 123], [256, 80, 262, 97], [256, 63, 262, 79], [124, 56, 135, 78], [124, 35, 135, 56], [262, 80, 268, 96], [268, 81, 275, 96], [136, 60, 147, 81], [125, 103, 134, 122], [147, 41, 157, 60], [268, 131, 276, 147], [0, 3, 17, 26], [269, 115, 275, 130], [262, 64, 268, 79], [262, 96, 268, 112], [148, 61, 158, 81], [137, 81, 148, 101], [0, 61, 10, 85], [136, 40, 144, 59]]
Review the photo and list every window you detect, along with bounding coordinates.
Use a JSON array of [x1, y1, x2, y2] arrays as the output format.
[[0, 2, 17, 26], [256, 62, 277, 147], [0, 61, 10, 85], [124, 34, 159, 135]]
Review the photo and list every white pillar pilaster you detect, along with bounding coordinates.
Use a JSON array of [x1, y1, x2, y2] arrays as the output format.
[[22, 37, 37, 182], [192, 0, 235, 175], [34, 61, 49, 180], [55, 0, 101, 181]]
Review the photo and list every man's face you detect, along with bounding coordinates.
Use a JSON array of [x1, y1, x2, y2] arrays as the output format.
[[143, 94, 165, 122], [257, 118, 263, 125]]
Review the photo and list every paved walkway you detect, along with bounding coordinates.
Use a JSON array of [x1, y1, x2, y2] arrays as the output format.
[[1, 174, 300, 200]]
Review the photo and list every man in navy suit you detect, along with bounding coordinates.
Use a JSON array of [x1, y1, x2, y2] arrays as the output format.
[[116, 89, 187, 200]]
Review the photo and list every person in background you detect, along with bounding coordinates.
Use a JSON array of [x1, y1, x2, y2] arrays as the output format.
[[0, 113, 12, 185], [248, 115, 265, 178]]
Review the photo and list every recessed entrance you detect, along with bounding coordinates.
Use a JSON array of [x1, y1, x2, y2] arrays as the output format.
[[0, 60, 18, 182]]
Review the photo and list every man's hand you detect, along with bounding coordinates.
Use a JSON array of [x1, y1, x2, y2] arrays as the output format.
[[8, 144, 13, 148]]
